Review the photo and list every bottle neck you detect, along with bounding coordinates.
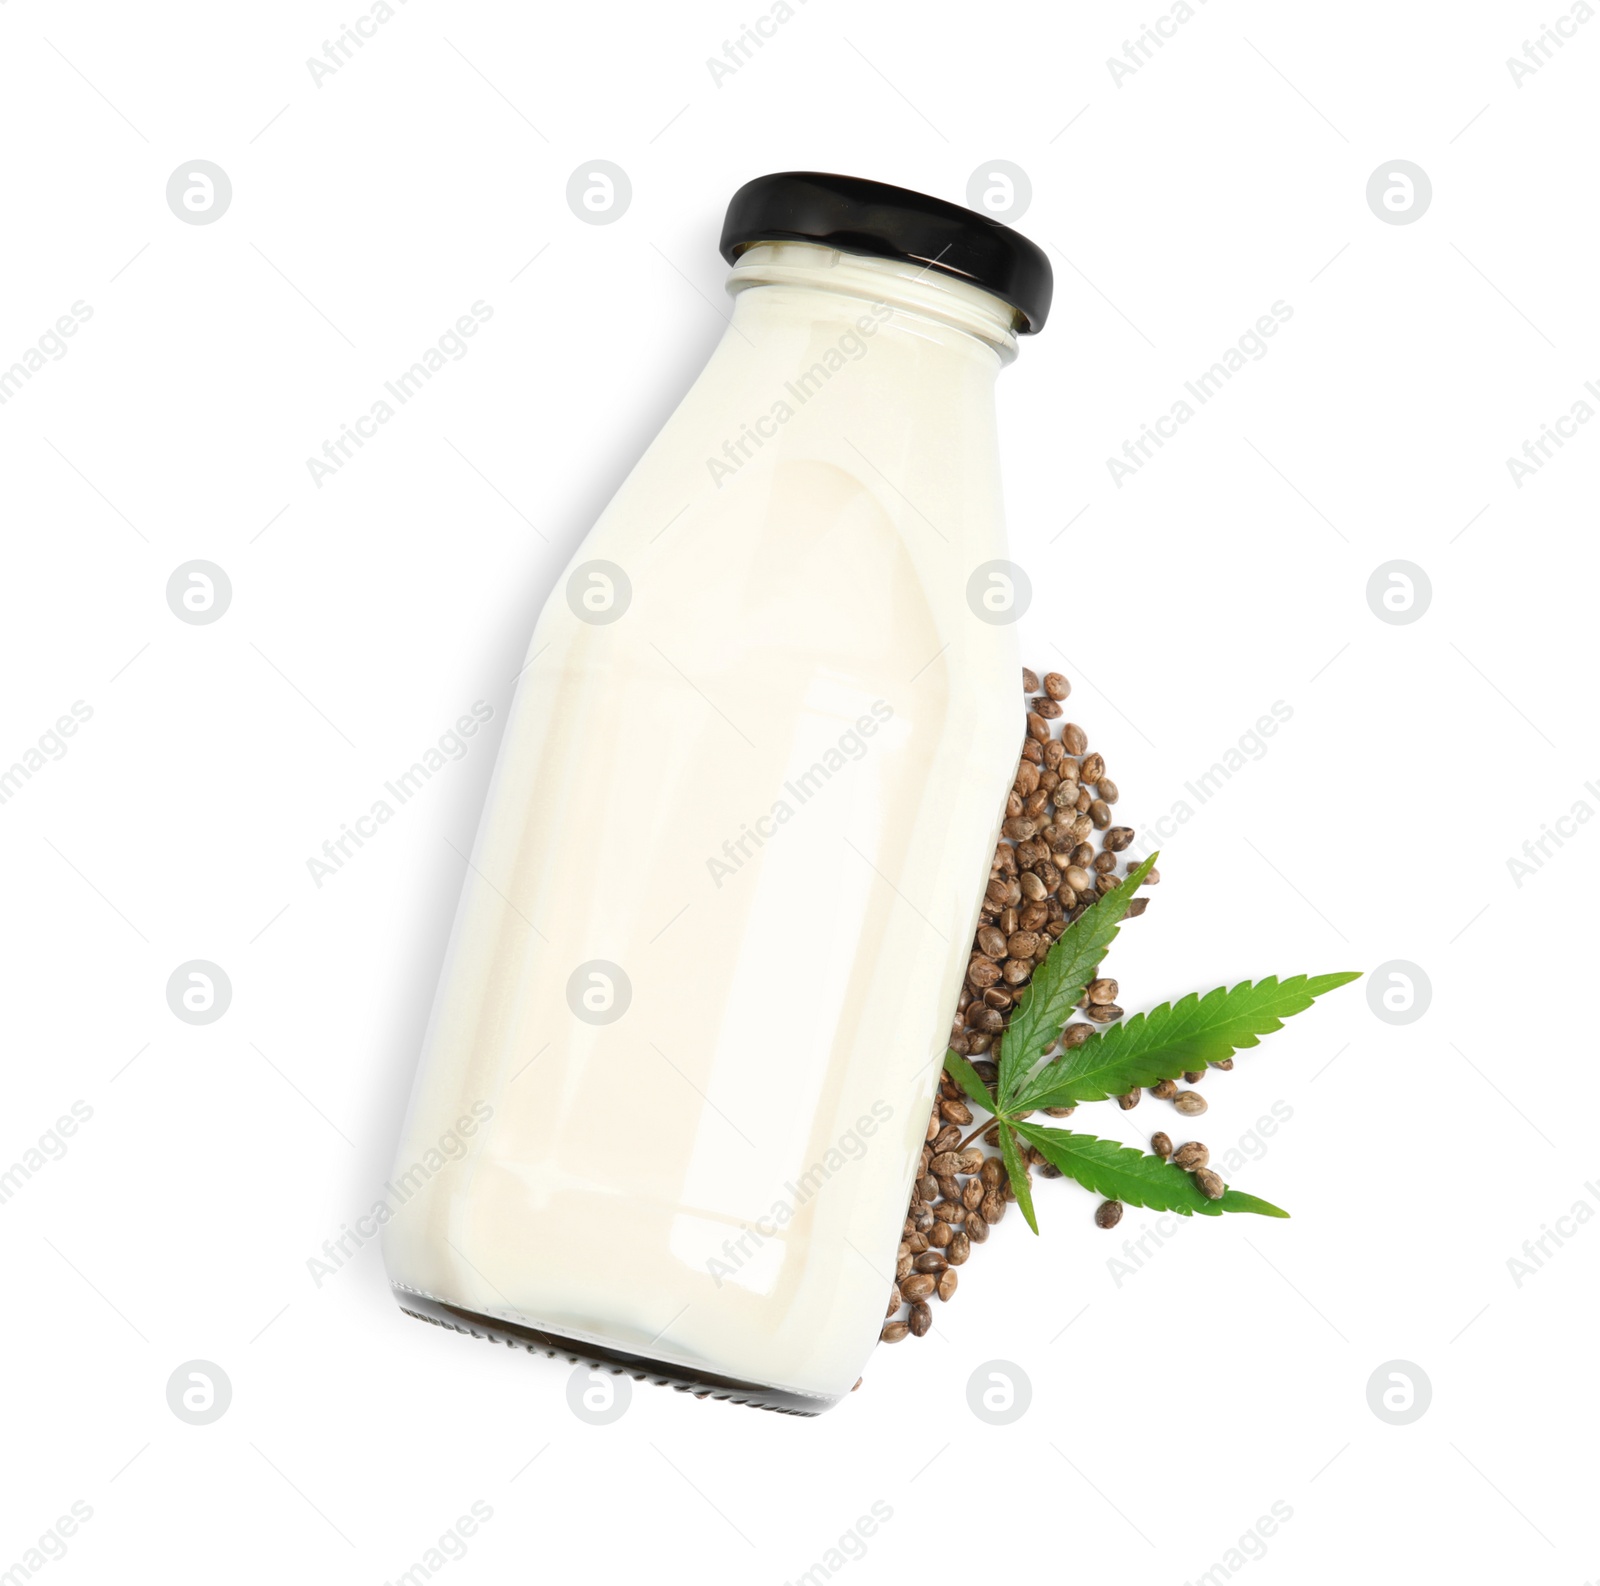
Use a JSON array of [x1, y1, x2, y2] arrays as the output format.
[[725, 242, 1022, 364]]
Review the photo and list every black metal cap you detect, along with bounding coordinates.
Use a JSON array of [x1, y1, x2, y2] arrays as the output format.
[[719, 171, 1053, 334]]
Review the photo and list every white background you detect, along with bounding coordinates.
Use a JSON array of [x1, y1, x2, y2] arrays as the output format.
[[2, 1, 1595, 1582]]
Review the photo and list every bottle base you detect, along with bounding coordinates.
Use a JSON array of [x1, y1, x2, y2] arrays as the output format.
[[391, 1286, 838, 1417]]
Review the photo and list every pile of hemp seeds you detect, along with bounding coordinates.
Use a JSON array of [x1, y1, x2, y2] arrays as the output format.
[[881, 666, 1229, 1345]]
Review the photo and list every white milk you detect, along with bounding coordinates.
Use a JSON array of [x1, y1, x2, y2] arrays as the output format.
[[384, 236, 1039, 1410]]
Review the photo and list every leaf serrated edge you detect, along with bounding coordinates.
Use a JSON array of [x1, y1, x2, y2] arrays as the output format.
[[1198, 1189, 1291, 1219], [942, 1049, 997, 1116], [998, 1121, 1039, 1233], [1012, 1121, 1291, 1220], [1012, 970, 1363, 1112], [1012, 1121, 1211, 1215], [997, 850, 1159, 1108]]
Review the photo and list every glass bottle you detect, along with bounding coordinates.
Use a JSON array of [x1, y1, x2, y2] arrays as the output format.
[[383, 173, 1053, 1414]]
